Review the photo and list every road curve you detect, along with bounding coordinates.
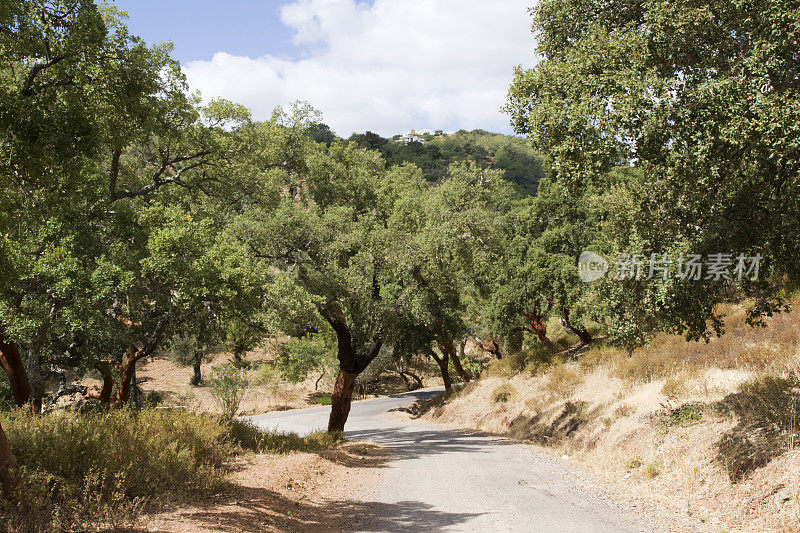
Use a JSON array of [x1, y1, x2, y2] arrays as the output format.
[[249, 388, 662, 533]]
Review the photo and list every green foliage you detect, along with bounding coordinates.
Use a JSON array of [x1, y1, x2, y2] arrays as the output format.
[[0, 408, 233, 529], [276, 332, 337, 384], [506, 0, 800, 346], [227, 420, 341, 453], [206, 363, 250, 419], [349, 129, 546, 192], [251, 363, 280, 387], [316, 395, 332, 405], [663, 403, 704, 428], [164, 334, 215, 369]]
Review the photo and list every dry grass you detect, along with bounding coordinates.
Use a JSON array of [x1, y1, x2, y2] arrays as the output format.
[[545, 365, 584, 396], [0, 408, 340, 532], [424, 298, 800, 532], [606, 297, 800, 383]]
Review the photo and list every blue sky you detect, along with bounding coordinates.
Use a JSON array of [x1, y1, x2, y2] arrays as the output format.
[[111, 0, 536, 137], [112, 1, 300, 63]]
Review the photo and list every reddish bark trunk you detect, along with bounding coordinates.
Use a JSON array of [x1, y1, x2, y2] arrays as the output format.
[[437, 339, 471, 383], [429, 349, 451, 391], [521, 310, 553, 346], [0, 419, 19, 500], [114, 348, 138, 407], [99, 365, 115, 404], [328, 369, 358, 432], [477, 338, 503, 359], [0, 330, 32, 408]]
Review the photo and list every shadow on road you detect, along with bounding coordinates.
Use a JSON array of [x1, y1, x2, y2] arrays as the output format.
[[345, 426, 512, 462], [141, 488, 481, 532], [316, 441, 395, 468]]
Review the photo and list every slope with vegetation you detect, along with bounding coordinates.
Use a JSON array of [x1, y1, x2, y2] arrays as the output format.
[[424, 296, 800, 531], [347, 129, 547, 192]]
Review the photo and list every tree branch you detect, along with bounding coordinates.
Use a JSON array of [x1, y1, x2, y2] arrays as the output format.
[[21, 55, 67, 96]]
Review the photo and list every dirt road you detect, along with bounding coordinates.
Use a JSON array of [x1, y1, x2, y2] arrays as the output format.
[[249, 388, 663, 532]]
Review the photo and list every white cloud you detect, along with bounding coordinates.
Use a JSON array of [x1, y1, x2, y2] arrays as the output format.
[[183, 0, 537, 137]]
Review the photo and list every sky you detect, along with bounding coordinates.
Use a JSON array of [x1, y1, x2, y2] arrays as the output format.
[[112, 0, 537, 137]]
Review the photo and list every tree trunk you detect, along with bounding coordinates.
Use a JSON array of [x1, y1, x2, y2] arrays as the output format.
[[399, 371, 423, 391], [477, 338, 503, 359], [429, 349, 451, 391], [560, 308, 592, 345], [98, 362, 115, 404], [0, 331, 32, 408], [437, 339, 471, 383], [0, 419, 19, 500], [191, 351, 202, 386], [114, 348, 137, 407], [327, 368, 358, 432], [522, 310, 553, 347], [321, 302, 383, 432]]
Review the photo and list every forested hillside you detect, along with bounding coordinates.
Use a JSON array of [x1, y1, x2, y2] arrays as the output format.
[[346, 129, 547, 192]]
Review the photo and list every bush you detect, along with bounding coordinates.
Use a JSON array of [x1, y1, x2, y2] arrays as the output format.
[[715, 375, 800, 481], [0, 409, 341, 530], [0, 408, 236, 530], [276, 333, 336, 384], [316, 395, 332, 405], [207, 362, 250, 418], [485, 345, 557, 378], [546, 365, 583, 396], [491, 383, 518, 403], [227, 420, 341, 453], [625, 457, 643, 471], [662, 402, 704, 428], [460, 355, 490, 378]]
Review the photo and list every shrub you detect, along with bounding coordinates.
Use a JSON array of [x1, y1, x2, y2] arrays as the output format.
[[715, 375, 800, 481], [0, 408, 236, 530], [252, 363, 280, 386], [625, 457, 643, 471], [577, 345, 614, 372], [0, 409, 341, 530], [491, 383, 518, 403], [276, 333, 336, 384], [485, 345, 558, 378], [207, 362, 250, 418], [227, 420, 341, 453], [662, 403, 704, 428], [316, 395, 332, 405], [460, 355, 490, 378], [546, 365, 583, 396], [143, 390, 163, 407], [645, 462, 661, 479]]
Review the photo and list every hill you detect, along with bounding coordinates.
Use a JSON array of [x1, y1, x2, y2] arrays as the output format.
[[308, 126, 547, 193]]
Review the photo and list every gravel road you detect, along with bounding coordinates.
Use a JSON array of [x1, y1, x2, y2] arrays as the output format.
[[249, 388, 663, 533]]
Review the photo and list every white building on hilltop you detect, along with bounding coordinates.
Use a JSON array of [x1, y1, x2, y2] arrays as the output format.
[[399, 129, 425, 144], [397, 129, 451, 144]]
